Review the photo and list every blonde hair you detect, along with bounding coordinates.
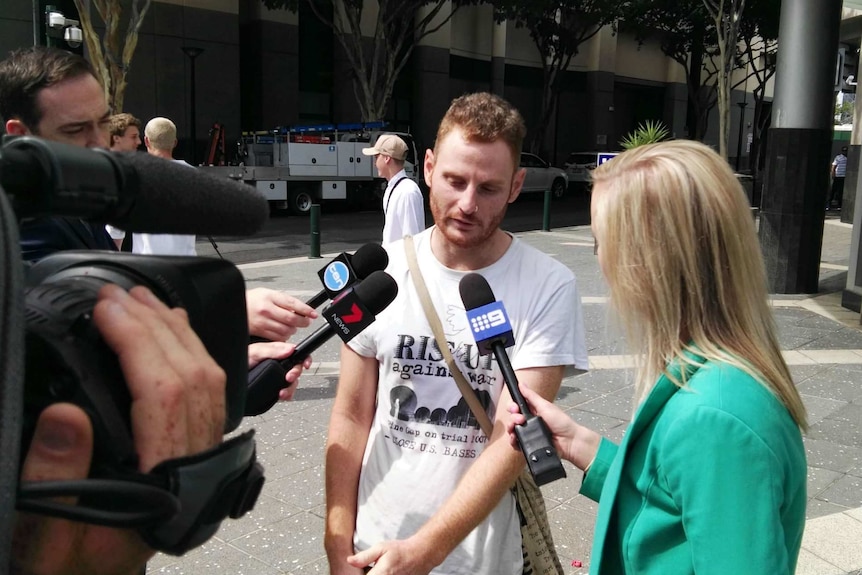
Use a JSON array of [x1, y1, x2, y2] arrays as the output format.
[[591, 140, 807, 430], [144, 116, 177, 151]]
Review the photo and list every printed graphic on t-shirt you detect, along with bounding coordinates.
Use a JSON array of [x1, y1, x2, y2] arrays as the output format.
[[388, 384, 492, 428], [386, 306, 501, 429]]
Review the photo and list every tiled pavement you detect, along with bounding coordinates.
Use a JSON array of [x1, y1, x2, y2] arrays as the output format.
[[148, 216, 862, 574]]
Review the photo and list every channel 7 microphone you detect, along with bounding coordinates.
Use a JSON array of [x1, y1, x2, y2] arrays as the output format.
[[306, 243, 389, 309], [244, 270, 398, 416], [459, 273, 566, 486]]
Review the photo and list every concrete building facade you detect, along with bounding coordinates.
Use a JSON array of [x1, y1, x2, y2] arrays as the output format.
[[0, 0, 765, 168]]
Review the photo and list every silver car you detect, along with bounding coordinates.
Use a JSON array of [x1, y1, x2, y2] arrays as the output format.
[[519, 153, 569, 198], [563, 151, 600, 185]]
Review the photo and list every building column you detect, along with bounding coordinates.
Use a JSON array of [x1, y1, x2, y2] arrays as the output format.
[[843, 50, 862, 312], [412, 2, 452, 154], [759, 0, 842, 293], [491, 19, 506, 97], [585, 26, 617, 151], [841, 45, 862, 224]]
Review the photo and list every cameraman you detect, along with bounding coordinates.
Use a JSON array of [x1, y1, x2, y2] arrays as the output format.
[[0, 46, 310, 571], [0, 46, 115, 259], [0, 46, 315, 394], [12, 283, 227, 574]]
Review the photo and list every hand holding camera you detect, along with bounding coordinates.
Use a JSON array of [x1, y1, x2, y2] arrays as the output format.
[[1, 136, 269, 570], [13, 283, 226, 575]]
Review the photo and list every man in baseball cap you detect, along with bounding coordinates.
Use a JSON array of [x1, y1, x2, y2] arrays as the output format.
[[363, 133, 408, 160], [362, 134, 425, 245]]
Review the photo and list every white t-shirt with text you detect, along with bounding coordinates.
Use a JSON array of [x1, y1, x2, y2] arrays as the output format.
[[348, 227, 588, 575]]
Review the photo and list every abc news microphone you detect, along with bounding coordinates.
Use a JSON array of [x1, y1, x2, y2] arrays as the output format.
[[306, 242, 389, 309], [245, 270, 398, 416], [459, 273, 566, 486]]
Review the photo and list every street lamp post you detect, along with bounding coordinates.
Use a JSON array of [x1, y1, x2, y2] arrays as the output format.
[[181, 46, 204, 166]]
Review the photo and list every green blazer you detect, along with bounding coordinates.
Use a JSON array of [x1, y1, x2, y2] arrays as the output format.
[[580, 356, 806, 575]]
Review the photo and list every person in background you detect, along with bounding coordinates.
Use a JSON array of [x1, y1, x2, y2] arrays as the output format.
[[106, 112, 143, 249], [109, 112, 142, 152], [507, 139, 808, 575], [132, 116, 196, 256], [828, 145, 848, 211], [362, 133, 425, 246]]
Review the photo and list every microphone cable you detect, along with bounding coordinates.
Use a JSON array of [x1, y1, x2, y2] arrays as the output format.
[[207, 235, 224, 259]]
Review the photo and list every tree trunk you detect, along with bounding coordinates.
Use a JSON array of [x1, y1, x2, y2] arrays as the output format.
[[530, 69, 557, 156], [686, 27, 705, 139], [716, 36, 731, 159]]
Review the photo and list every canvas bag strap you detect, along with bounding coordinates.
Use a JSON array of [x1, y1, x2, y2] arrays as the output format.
[[405, 237, 563, 575], [403, 235, 493, 437]]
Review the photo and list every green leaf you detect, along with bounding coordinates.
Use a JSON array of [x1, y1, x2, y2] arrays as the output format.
[[619, 120, 670, 149]]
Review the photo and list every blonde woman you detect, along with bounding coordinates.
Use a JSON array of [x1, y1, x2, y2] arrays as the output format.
[[507, 140, 807, 574]]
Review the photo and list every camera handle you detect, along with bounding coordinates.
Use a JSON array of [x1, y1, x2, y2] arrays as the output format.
[[16, 429, 263, 556]]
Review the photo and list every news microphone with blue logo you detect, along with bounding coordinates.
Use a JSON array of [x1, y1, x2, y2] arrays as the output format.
[[307, 243, 389, 309], [244, 270, 398, 416], [459, 273, 566, 486]]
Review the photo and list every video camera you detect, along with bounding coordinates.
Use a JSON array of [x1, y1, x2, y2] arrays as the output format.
[[0, 135, 267, 559]]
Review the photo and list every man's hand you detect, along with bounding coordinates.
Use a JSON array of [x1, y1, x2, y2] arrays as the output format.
[[246, 287, 317, 341], [347, 536, 438, 575], [248, 341, 313, 401], [12, 284, 227, 575]]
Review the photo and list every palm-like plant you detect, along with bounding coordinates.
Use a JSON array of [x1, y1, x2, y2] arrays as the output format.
[[620, 120, 671, 149]]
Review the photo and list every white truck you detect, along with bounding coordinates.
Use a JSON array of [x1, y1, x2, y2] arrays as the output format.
[[198, 121, 420, 215]]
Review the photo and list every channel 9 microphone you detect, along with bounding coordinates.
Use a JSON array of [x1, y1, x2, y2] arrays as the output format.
[[245, 270, 398, 416], [459, 273, 566, 486], [306, 242, 389, 309]]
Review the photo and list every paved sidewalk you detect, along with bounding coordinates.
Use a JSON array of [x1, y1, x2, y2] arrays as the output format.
[[149, 217, 862, 574]]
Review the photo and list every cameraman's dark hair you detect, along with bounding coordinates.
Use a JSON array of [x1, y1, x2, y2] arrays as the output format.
[[0, 46, 100, 131]]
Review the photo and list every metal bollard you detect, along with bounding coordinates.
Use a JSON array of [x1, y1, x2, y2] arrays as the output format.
[[309, 204, 321, 259], [542, 189, 552, 231]]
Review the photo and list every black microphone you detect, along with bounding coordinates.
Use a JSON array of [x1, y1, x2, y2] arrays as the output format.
[[459, 273, 566, 486], [0, 136, 269, 235], [245, 270, 398, 416], [306, 243, 389, 309]]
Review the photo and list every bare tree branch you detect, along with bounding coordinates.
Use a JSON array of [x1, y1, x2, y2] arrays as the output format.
[[72, 0, 152, 113]]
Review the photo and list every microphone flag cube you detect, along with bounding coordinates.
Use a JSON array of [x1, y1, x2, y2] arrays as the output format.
[[318, 253, 355, 298], [466, 301, 514, 355], [322, 287, 375, 343]]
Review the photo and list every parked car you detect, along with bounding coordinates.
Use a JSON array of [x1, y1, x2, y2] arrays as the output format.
[[519, 153, 569, 198], [563, 151, 600, 185]]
